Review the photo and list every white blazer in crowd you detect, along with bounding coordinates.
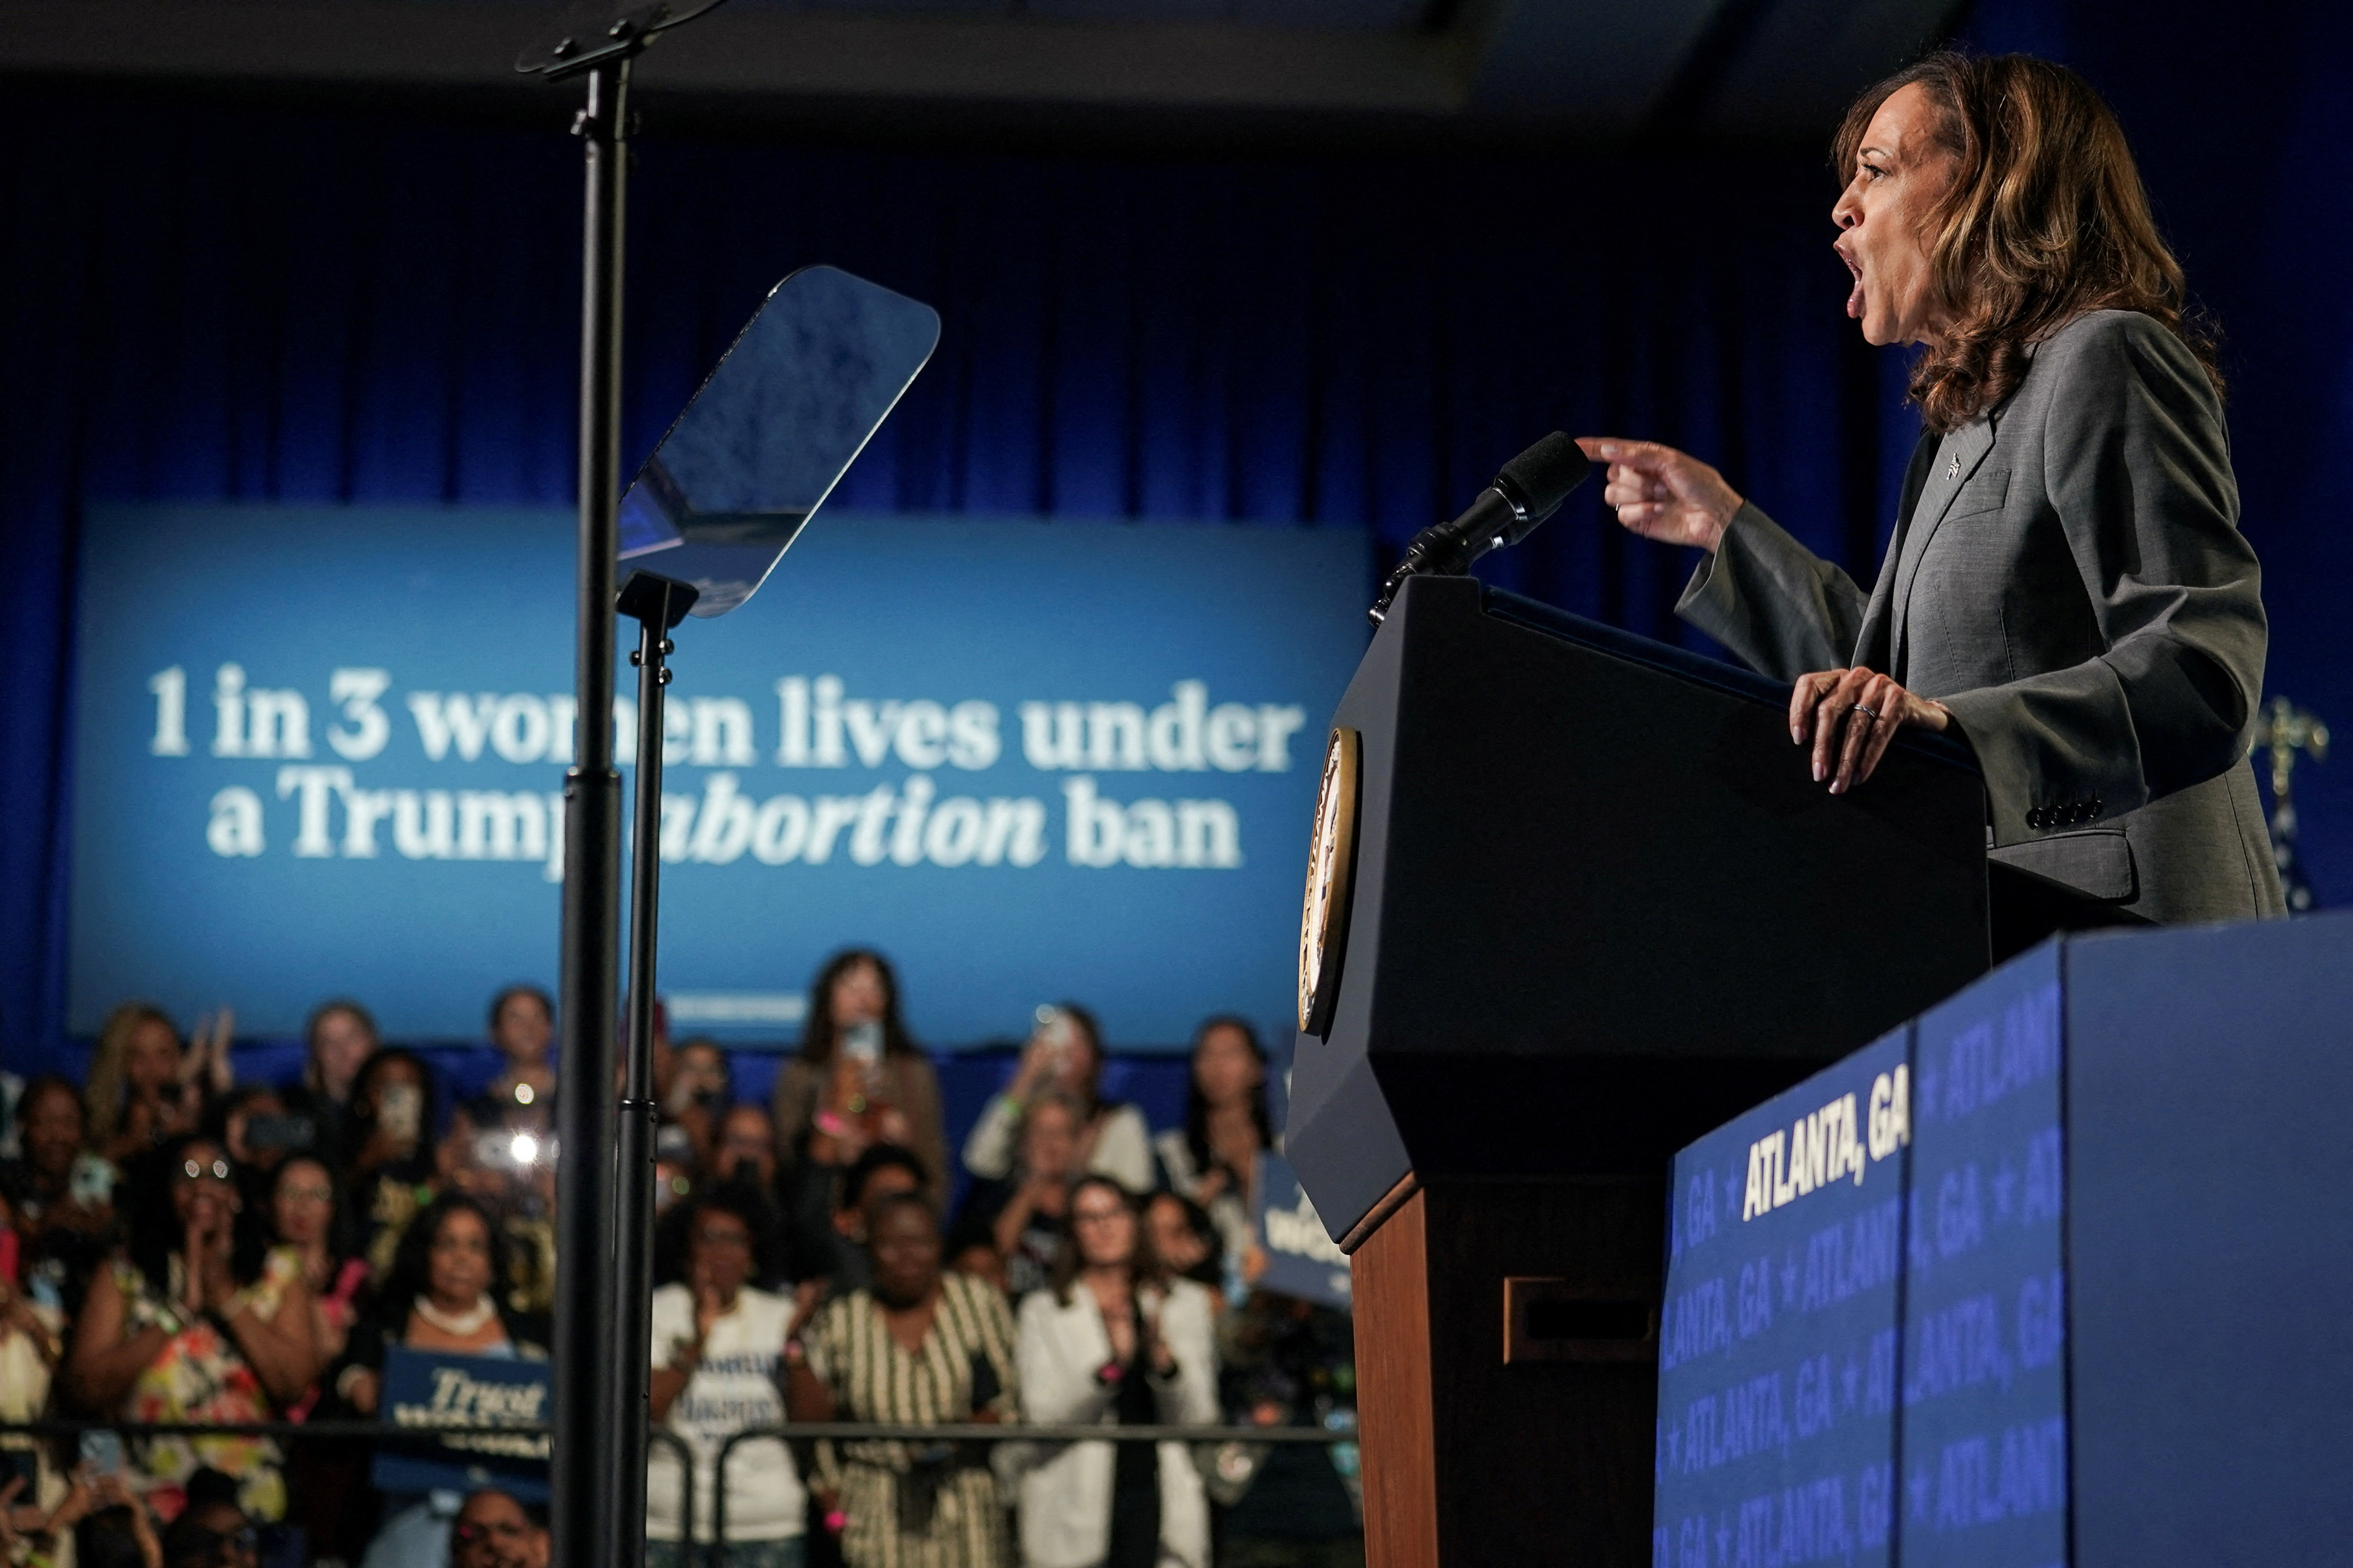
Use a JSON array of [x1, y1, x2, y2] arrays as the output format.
[[964, 1097, 1156, 1195], [646, 1282, 807, 1545], [1012, 1276, 1218, 1568]]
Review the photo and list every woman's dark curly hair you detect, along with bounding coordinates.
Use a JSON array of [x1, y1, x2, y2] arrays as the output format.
[[123, 1135, 269, 1302], [1835, 51, 2222, 433], [379, 1191, 509, 1320]]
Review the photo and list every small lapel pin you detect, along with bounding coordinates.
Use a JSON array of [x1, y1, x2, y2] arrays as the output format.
[[1946, 454, 1961, 479]]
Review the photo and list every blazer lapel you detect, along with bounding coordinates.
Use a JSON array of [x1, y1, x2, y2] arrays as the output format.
[[1854, 430, 1939, 671], [1890, 415, 1999, 679]]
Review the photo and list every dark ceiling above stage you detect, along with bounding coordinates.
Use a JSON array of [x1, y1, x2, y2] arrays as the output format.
[[0, 0, 1964, 141]]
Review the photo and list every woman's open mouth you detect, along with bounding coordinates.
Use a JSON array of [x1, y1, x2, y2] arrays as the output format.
[[1840, 251, 1865, 319]]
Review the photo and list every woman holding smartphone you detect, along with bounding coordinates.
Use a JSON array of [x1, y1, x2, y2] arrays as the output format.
[[963, 1007, 1152, 1196]]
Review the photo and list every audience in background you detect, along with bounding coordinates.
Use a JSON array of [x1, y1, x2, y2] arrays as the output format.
[[947, 1095, 1080, 1298], [646, 1184, 806, 1568], [1154, 1018, 1272, 1269], [819, 1146, 928, 1299], [963, 1007, 1153, 1195], [446, 1492, 544, 1568], [87, 1007, 229, 1167], [663, 1038, 732, 1172], [770, 952, 949, 1216], [268, 1155, 368, 1395], [67, 1135, 318, 1522], [0, 1189, 69, 1532], [11, 974, 1345, 1568], [1014, 1176, 1217, 1568], [473, 989, 555, 1138], [281, 1002, 379, 1173], [1214, 1295, 1362, 1568], [1, 1076, 116, 1317], [340, 1194, 547, 1568], [787, 1193, 1017, 1568], [158, 1468, 257, 1568], [1144, 1193, 1224, 1298], [340, 1051, 438, 1282]]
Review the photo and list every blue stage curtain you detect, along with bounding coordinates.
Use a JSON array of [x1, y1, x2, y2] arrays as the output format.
[[5, 3, 2348, 1059]]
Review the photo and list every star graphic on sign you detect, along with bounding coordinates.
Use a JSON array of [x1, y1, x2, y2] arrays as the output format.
[[1842, 1356, 1861, 1409], [1992, 1159, 2018, 1220], [1908, 1463, 1932, 1520], [1781, 1254, 1799, 1306]]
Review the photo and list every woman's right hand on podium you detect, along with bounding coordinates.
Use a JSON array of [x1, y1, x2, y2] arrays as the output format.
[[1577, 438, 1743, 554]]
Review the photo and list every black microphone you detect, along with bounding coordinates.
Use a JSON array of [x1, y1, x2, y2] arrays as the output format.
[[1369, 432, 1589, 625]]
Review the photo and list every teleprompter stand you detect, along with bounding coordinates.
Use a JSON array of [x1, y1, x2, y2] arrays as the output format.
[[515, 7, 727, 1568]]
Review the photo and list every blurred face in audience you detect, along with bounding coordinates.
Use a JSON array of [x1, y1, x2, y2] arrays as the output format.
[[716, 1105, 777, 1186], [172, 1140, 236, 1240], [1193, 1024, 1263, 1110], [675, 1043, 727, 1102], [688, 1206, 754, 1306], [1020, 1100, 1079, 1184], [493, 993, 553, 1067], [180, 1502, 257, 1568], [310, 1007, 377, 1103], [429, 1206, 494, 1311], [1071, 1181, 1137, 1270], [21, 1083, 85, 1182], [126, 1017, 184, 1098], [835, 1162, 921, 1247], [868, 1199, 942, 1307], [1146, 1193, 1208, 1274], [452, 1491, 545, 1568], [829, 960, 886, 1032], [364, 1057, 428, 1147], [272, 1157, 335, 1250]]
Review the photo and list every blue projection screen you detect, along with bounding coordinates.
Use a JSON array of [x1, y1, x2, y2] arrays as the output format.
[[69, 507, 1368, 1048]]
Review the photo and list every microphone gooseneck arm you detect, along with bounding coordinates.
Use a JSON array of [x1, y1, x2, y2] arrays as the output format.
[[1369, 432, 1591, 625]]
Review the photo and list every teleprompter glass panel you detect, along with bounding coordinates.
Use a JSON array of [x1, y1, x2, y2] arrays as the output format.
[[616, 264, 941, 617]]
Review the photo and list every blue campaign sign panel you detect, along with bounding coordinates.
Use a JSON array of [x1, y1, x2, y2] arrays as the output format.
[[69, 506, 1368, 1047], [1252, 1151, 1352, 1310], [1899, 943, 2067, 1568], [370, 1345, 551, 1500], [1654, 1026, 1913, 1568]]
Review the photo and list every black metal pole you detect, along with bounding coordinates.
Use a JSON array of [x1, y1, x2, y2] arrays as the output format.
[[552, 55, 629, 1568], [614, 575, 688, 1568]]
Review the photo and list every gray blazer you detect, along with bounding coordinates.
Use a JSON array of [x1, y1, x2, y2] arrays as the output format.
[[1678, 308, 2285, 925]]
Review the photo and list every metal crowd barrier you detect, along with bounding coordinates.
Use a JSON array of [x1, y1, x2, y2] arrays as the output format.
[[0, 1417, 1352, 1563], [0, 1419, 696, 1555]]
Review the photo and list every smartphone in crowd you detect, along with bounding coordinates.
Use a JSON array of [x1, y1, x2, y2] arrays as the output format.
[[68, 1154, 113, 1209], [244, 1114, 314, 1153], [378, 1083, 424, 1142], [0, 1447, 38, 1496], [842, 1021, 884, 1068], [79, 1429, 125, 1479]]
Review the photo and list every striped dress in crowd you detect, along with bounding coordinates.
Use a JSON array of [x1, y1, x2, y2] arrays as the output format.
[[803, 1271, 1021, 1568]]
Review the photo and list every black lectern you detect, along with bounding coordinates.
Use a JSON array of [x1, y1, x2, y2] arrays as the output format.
[[1285, 573, 1990, 1565]]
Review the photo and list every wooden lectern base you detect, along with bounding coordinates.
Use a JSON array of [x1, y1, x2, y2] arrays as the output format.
[[1351, 1176, 1665, 1567]]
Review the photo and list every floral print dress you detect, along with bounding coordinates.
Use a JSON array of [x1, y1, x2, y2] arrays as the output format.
[[110, 1251, 299, 1521]]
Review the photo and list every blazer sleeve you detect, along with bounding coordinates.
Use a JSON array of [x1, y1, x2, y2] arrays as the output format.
[[1676, 502, 1873, 681], [961, 1094, 1019, 1182], [1016, 1293, 1118, 1427], [1938, 316, 2264, 845], [1150, 1285, 1219, 1428]]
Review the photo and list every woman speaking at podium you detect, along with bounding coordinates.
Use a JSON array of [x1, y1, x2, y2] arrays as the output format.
[[1583, 51, 2284, 926]]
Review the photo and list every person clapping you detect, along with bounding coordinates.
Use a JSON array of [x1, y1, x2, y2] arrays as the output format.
[[1013, 1178, 1216, 1568]]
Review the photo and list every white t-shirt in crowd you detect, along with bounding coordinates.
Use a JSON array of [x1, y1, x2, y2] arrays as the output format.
[[646, 1283, 806, 1542]]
